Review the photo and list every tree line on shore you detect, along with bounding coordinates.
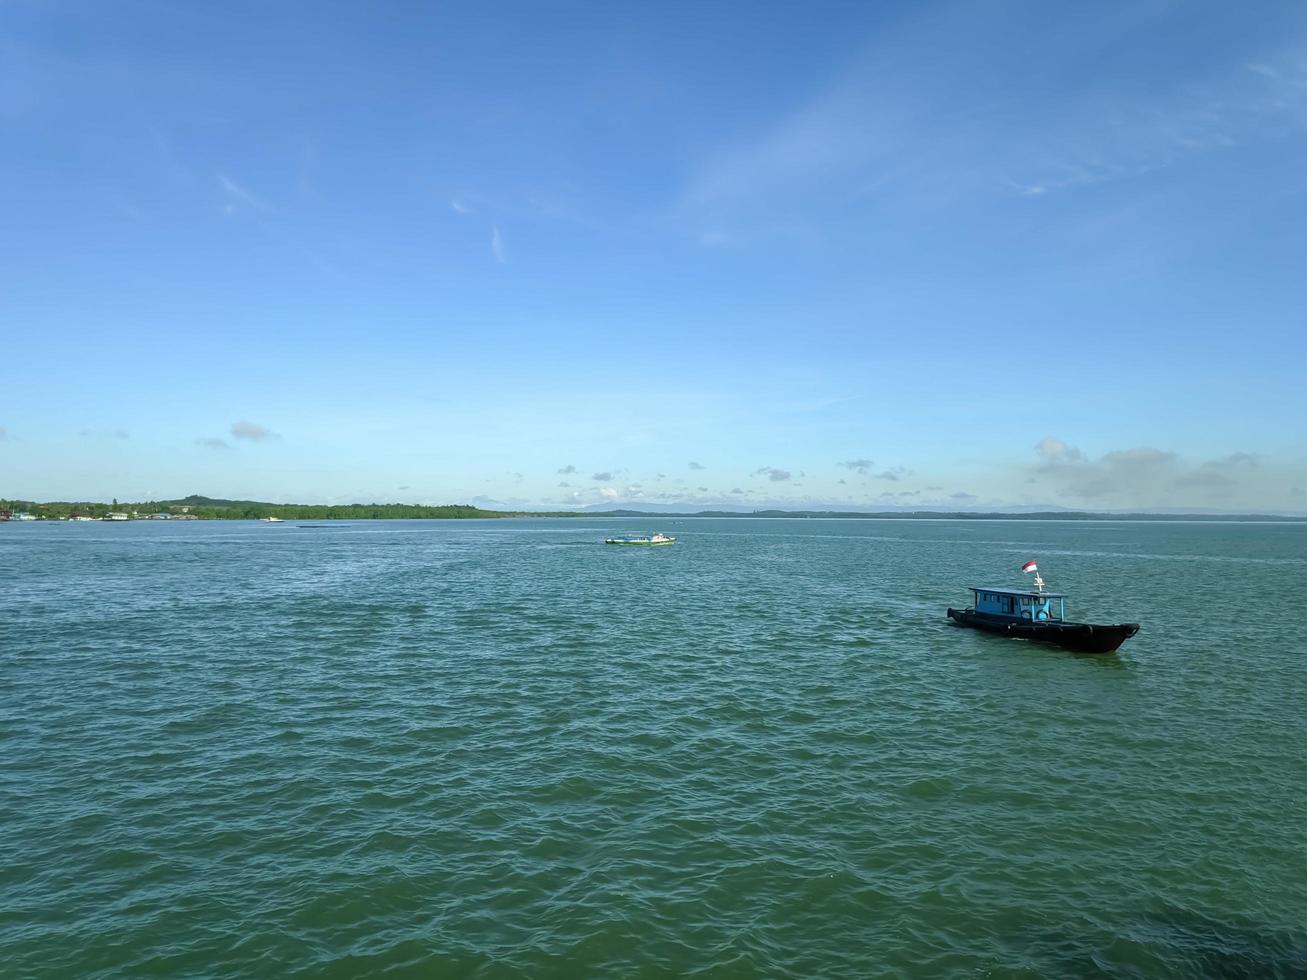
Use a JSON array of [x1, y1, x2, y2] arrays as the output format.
[[1, 497, 530, 520]]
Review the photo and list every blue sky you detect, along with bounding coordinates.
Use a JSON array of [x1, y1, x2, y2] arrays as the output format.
[[2, 1, 1306, 512]]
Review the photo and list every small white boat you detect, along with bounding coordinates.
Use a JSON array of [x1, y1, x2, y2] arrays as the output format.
[[261, 516, 285, 523], [605, 531, 675, 546]]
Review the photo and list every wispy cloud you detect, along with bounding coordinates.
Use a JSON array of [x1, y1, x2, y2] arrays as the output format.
[[217, 173, 267, 213], [689, 461, 706, 470], [1205, 452, 1260, 469], [450, 199, 472, 214], [196, 437, 232, 451], [752, 466, 792, 482], [838, 458, 874, 474], [79, 428, 129, 440], [0, 426, 8, 441], [231, 421, 279, 442], [592, 471, 613, 481], [872, 467, 910, 482], [680, 15, 1307, 239], [557, 464, 577, 474], [491, 226, 504, 263]]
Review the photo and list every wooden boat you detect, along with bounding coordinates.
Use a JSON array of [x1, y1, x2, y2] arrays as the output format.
[[605, 532, 675, 546], [947, 563, 1138, 654]]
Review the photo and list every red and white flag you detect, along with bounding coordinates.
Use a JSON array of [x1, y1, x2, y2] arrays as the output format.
[[1021, 560, 1038, 573]]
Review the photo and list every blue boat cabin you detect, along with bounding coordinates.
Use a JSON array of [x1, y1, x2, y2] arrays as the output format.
[[971, 587, 1067, 622]]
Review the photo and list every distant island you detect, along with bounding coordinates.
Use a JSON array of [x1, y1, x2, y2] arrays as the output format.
[[0, 495, 546, 521], [2, 494, 1303, 522]]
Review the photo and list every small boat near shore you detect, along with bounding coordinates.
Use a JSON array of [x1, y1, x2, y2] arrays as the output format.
[[261, 516, 284, 523], [605, 532, 675, 546], [947, 561, 1139, 654]]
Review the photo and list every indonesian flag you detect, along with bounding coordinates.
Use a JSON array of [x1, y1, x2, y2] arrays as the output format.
[[1021, 560, 1038, 573]]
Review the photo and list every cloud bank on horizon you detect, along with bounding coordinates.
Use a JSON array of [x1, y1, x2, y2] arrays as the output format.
[[1, 2, 1304, 512]]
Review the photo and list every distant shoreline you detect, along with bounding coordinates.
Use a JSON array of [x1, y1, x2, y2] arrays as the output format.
[[3, 495, 1304, 523]]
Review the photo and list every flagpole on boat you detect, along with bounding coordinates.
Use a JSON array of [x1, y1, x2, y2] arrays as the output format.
[[1023, 559, 1044, 594]]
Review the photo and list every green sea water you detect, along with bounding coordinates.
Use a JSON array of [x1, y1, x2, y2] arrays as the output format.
[[3, 518, 1306, 978]]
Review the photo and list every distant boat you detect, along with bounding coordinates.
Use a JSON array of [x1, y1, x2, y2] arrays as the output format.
[[605, 532, 676, 546], [261, 516, 285, 523], [946, 561, 1139, 654]]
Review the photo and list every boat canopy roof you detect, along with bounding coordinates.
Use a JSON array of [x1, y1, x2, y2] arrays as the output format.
[[970, 586, 1066, 599]]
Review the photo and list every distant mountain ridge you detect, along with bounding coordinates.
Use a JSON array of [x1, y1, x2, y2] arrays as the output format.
[[591, 508, 1306, 521]]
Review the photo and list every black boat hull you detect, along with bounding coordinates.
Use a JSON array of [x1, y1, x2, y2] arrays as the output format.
[[947, 608, 1138, 654]]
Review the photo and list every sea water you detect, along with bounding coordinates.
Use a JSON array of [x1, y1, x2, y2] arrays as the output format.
[[3, 518, 1305, 977]]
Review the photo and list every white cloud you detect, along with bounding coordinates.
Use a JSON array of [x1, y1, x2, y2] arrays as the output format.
[[491, 226, 504, 263], [1022, 439, 1305, 509], [1035, 436, 1084, 464]]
